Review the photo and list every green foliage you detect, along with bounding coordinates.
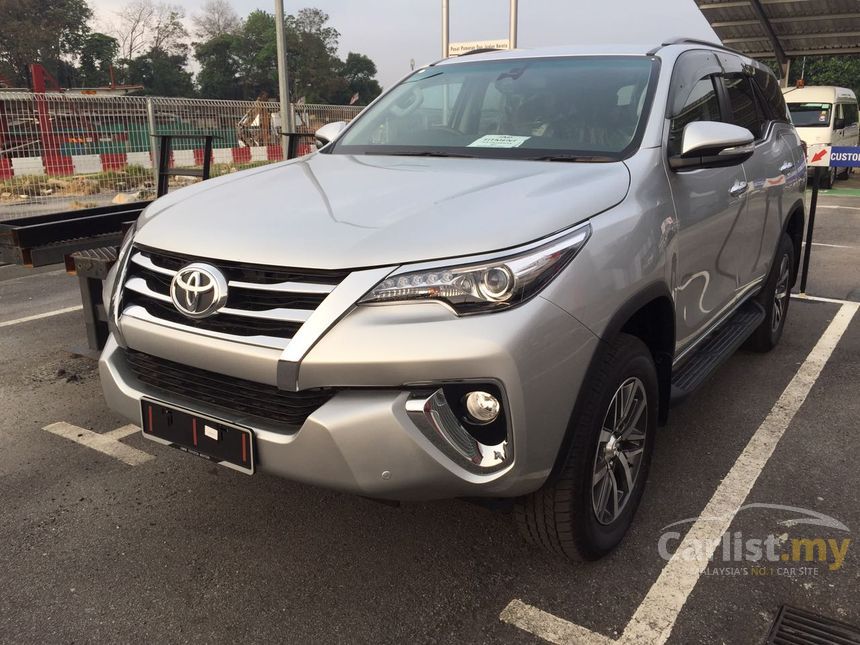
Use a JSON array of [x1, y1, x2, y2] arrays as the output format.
[[122, 47, 194, 97], [0, 0, 382, 104], [788, 55, 860, 98], [0, 0, 92, 86], [193, 7, 383, 104], [194, 34, 242, 100], [78, 33, 119, 87]]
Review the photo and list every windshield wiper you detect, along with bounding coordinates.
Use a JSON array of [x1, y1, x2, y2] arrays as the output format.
[[364, 150, 476, 158], [526, 154, 617, 163]]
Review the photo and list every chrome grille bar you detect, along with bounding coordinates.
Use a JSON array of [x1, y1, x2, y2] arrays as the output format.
[[120, 246, 348, 348]]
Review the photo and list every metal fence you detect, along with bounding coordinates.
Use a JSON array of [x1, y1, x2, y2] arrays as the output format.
[[0, 93, 362, 220]]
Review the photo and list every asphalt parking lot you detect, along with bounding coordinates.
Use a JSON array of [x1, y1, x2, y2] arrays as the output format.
[[1, 182, 859, 644]]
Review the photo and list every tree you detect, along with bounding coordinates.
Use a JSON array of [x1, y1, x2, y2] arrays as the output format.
[[0, 0, 91, 87], [78, 33, 119, 87], [788, 56, 860, 99], [339, 52, 382, 105], [233, 10, 278, 98], [192, 0, 241, 40], [124, 47, 194, 97], [195, 34, 241, 99], [109, 0, 188, 60], [191, 5, 383, 104]]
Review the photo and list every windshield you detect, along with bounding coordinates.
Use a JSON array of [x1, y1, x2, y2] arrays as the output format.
[[330, 56, 658, 161], [787, 102, 832, 127]]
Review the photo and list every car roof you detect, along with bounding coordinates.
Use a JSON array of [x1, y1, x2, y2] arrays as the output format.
[[433, 44, 657, 67], [430, 41, 772, 76], [781, 86, 857, 102]]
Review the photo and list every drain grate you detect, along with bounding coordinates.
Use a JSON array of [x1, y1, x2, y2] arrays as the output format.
[[766, 605, 860, 644]]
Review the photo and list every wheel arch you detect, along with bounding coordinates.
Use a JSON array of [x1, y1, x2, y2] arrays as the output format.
[[548, 283, 675, 483]]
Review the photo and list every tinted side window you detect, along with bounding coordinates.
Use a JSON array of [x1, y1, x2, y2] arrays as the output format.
[[753, 67, 789, 122], [723, 75, 767, 139], [846, 103, 860, 127], [668, 76, 722, 155]]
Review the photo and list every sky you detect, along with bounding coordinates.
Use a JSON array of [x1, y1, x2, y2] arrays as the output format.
[[89, 0, 720, 90]]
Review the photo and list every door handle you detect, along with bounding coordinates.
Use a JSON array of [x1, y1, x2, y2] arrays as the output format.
[[779, 161, 793, 172], [729, 180, 748, 197]]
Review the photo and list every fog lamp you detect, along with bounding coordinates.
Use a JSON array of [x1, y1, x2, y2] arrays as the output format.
[[464, 391, 500, 424]]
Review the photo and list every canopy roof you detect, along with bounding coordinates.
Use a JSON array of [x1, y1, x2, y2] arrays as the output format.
[[695, 0, 860, 64]]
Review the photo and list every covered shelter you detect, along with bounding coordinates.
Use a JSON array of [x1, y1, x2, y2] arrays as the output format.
[[694, 0, 860, 84]]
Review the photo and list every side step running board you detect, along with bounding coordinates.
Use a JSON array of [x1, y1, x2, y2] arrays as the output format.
[[670, 300, 766, 406]]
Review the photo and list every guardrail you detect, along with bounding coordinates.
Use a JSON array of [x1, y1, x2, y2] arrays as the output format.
[[0, 93, 361, 220]]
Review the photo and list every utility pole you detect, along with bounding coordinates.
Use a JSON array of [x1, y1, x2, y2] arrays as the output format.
[[274, 0, 294, 137], [509, 0, 518, 48], [442, 0, 450, 57]]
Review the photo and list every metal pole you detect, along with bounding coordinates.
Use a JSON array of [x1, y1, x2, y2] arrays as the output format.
[[146, 98, 159, 188], [509, 0, 518, 48], [274, 0, 293, 137], [442, 0, 450, 57], [799, 166, 821, 294], [779, 58, 790, 88]]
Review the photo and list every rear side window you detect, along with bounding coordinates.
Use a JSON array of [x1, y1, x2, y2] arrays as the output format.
[[723, 75, 767, 139], [668, 76, 722, 155], [753, 68, 789, 122], [845, 102, 860, 127]]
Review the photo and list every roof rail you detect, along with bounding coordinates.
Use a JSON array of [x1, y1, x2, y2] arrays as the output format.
[[648, 37, 744, 56]]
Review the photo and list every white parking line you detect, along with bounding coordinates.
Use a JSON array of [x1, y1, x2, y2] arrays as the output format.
[[804, 242, 859, 250], [818, 204, 860, 211], [502, 301, 859, 645], [0, 305, 83, 328], [795, 293, 858, 305], [43, 422, 153, 466]]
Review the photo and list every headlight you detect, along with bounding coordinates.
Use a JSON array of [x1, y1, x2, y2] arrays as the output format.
[[360, 223, 591, 314]]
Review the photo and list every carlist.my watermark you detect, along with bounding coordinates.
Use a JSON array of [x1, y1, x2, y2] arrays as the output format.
[[657, 503, 851, 577]]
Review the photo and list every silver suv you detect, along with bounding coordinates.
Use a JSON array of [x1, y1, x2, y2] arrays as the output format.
[[101, 40, 806, 560]]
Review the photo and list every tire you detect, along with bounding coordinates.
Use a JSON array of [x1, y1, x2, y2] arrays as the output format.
[[837, 166, 850, 180], [514, 334, 658, 561], [821, 167, 836, 189], [744, 233, 794, 353]]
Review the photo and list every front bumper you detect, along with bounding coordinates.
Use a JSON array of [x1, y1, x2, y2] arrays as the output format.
[[100, 296, 599, 500]]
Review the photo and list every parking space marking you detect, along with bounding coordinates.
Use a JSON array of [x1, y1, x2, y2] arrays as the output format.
[[43, 422, 153, 466], [795, 293, 858, 305], [806, 242, 859, 250], [502, 301, 859, 645], [819, 204, 860, 211], [0, 305, 83, 328]]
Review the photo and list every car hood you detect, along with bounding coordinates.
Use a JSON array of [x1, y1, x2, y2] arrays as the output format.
[[136, 153, 631, 269]]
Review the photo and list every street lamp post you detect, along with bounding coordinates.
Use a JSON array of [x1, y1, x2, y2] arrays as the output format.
[[509, 0, 518, 48], [274, 0, 294, 138]]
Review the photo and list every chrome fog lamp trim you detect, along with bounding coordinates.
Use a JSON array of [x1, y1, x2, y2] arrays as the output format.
[[406, 389, 510, 472]]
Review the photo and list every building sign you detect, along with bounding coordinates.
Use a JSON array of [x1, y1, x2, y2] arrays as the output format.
[[447, 39, 510, 57], [829, 147, 860, 167], [807, 144, 860, 167]]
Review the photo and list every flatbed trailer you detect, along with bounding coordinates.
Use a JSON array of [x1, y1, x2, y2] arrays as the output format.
[[0, 201, 147, 267]]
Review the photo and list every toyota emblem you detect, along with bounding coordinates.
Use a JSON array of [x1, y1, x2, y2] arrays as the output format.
[[170, 263, 228, 318]]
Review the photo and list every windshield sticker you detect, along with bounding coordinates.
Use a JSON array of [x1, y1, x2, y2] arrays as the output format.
[[468, 134, 530, 148]]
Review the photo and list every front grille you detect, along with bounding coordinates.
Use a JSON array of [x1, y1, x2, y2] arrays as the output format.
[[124, 349, 337, 429], [120, 246, 350, 346]]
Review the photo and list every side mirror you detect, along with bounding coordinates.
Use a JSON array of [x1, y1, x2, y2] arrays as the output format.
[[669, 121, 755, 171], [315, 121, 347, 148], [834, 117, 846, 130]]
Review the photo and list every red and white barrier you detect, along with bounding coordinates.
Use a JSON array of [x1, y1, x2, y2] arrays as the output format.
[[0, 144, 312, 180]]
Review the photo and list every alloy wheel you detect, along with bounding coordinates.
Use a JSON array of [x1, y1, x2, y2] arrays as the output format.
[[591, 377, 648, 525], [772, 253, 790, 333]]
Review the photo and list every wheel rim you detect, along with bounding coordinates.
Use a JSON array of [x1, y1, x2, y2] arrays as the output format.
[[591, 377, 648, 525], [772, 253, 791, 333]]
